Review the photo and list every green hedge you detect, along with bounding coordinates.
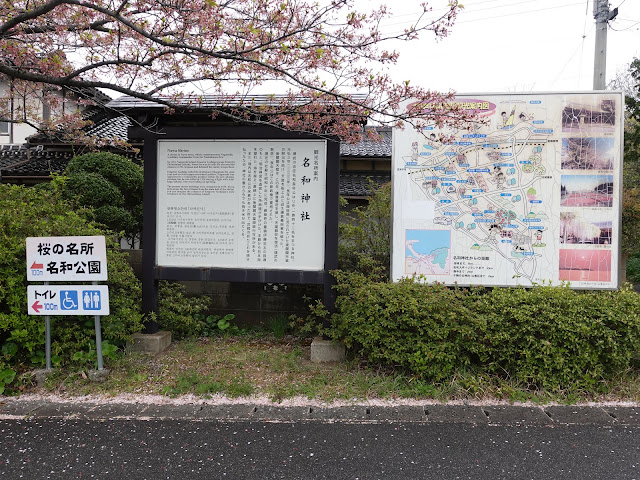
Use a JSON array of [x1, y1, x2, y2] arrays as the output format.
[[479, 284, 640, 389], [329, 271, 484, 381], [326, 270, 640, 390]]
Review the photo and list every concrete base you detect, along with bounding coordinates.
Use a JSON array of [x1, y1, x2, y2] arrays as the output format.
[[128, 331, 171, 354], [310, 337, 345, 363], [88, 369, 110, 382], [32, 369, 53, 387]]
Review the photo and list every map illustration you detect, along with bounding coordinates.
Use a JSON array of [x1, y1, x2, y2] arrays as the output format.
[[392, 93, 621, 289]]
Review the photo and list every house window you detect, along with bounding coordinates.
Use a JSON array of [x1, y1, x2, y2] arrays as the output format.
[[42, 101, 51, 122], [0, 100, 9, 135]]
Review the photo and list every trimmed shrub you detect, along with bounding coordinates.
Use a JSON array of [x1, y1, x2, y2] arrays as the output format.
[[62, 152, 143, 242], [328, 270, 485, 382]]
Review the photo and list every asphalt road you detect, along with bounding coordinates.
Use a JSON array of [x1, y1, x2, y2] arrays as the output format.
[[0, 407, 639, 479]]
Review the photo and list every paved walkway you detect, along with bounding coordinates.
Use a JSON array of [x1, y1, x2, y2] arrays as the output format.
[[1, 398, 639, 426]]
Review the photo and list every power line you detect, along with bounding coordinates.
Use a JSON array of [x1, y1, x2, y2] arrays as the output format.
[[379, 0, 541, 25], [449, 1, 585, 25], [550, 25, 595, 88], [378, 2, 586, 35], [610, 21, 640, 31]]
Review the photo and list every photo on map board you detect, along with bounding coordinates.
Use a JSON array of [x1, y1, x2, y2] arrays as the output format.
[[561, 137, 615, 170], [559, 248, 611, 283], [559, 211, 612, 245], [562, 95, 617, 135], [560, 174, 613, 207]]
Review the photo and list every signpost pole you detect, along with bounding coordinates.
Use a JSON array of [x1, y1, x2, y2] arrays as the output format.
[[93, 281, 104, 371], [44, 281, 51, 370]]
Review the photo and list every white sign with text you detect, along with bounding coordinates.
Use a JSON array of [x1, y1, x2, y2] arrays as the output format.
[[27, 285, 110, 316], [156, 139, 327, 270], [26, 236, 108, 282]]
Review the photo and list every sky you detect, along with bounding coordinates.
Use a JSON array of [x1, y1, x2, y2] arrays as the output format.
[[364, 0, 640, 94]]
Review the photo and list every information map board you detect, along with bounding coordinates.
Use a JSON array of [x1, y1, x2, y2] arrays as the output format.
[[392, 92, 623, 289], [157, 139, 327, 271]]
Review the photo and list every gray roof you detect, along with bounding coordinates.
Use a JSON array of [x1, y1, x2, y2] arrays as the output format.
[[0, 149, 142, 178], [107, 94, 369, 110], [86, 115, 392, 157], [85, 114, 132, 140], [0, 144, 28, 169], [2, 147, 389, 197], [3, 97, 392, 189], [29, 111, 391, 158], [340, 127, 391, 157], [340, 172, 391, 197], [0, 149, 74, 177]]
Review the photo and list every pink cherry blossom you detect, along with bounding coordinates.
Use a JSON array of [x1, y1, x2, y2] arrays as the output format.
[[0, 0, 478, 143]]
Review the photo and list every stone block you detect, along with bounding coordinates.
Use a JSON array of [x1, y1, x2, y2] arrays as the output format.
[[231, 282, 263, 295], [32, 368, 53, 387], [181, 280, 206, 294], [310, 406, 369, 421], [86, 403, 150, 419], [251, 406, 311, 422], [227, 293, 261, 310], [208, 294, 230, 309], [88, 368, 110, 382], [310, 337, 345, 363], [260, 294, 293, 311], [367, 406, 427, 422], [203, 281, 231, 295], [128, 331, 171, 354], [603, 407, 640, 425]]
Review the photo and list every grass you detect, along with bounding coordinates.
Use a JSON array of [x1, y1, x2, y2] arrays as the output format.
[[30, 333, 640, 404]]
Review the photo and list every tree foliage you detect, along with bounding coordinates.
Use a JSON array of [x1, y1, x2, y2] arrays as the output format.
[[62, 152, 144, 242], [338, 181, 391, 277], [610, 58, 640, 255], [1, 0, 476, 141]]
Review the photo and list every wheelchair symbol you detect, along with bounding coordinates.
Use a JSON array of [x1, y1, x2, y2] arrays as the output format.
[[60, 291, 79, 310]]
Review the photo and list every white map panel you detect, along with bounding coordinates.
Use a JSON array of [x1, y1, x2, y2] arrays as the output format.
[[392, 92, 623, 289]]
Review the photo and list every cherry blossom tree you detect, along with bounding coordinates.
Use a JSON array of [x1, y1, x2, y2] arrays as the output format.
[[1, 0, 475, 142]]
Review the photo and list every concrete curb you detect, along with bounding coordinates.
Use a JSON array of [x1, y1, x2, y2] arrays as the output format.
[[1, 399, 639, 426]]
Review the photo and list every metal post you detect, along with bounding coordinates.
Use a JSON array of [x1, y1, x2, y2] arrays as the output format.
[[593, 0, 610, 90], [93, 281, 104, 370], [44, 281, 51, 370]]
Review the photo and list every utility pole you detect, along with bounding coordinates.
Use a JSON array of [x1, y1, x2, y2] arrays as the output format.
[[593, 0, 618, 90]]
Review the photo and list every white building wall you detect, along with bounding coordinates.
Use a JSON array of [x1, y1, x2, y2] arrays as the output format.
[[0, 81, 85, 145]]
